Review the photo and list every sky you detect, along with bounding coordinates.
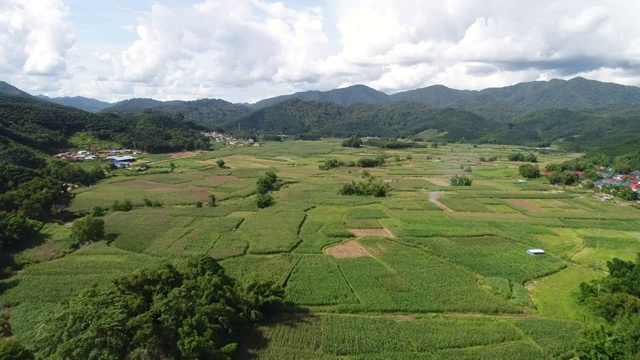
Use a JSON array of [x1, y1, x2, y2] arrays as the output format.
[[2, 0, 640, 103]]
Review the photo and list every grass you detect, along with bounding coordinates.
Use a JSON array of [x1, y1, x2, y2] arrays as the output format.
[[528, 265, 601, 320], [285, 256, 358, 305]]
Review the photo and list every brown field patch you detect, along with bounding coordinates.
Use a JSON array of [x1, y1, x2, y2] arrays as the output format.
[[349, 228, 395, 238], [424, 177, 450, 187], [168, 151, 199, 159], [325, 241, 371, 259], [505, 199, 543, 212]]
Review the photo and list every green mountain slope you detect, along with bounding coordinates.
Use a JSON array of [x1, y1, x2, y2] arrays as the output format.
[[0, 81, 33, 98], [40, 96, 113, 113], [392, 77, 640, 121], [228, 99, 512, 142], [102, 98, 250, 127], [252, 84, 391, 109]]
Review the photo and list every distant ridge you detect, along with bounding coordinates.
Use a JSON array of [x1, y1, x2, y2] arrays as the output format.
[[252, 84, 391, 109], [102, 98, 251, 127], [39, 95, 113, 113]]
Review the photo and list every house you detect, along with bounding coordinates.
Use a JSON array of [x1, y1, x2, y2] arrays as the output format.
[[526, 249, 545, 255], [106, 155, 137, 163], [113, 161, 131, 168]]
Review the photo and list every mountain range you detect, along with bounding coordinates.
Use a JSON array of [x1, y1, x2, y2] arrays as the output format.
[[2, 77, 640, 156]]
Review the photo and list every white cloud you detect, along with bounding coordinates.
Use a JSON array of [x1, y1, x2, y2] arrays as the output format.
[[4, 0, 640, 102], [0, 0, 74, 80]]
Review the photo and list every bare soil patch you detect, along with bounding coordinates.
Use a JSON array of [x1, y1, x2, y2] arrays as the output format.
[[349, 228, 395, 238], [425, 177, 450, 187], [505, 199, 543, 212], [326, 241, 371, 259], [168, 151, 199, 159]]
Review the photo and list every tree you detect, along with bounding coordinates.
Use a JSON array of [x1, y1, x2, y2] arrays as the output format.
[[30, 257, 285, 359], [518, 164, 541, 179], [450, 175, 473, 186], [255, 193, 273, 208], [256, 171, 281, 195], [216, 159, 226, 168], [70, 216, 105, 245], [341, 136, 362, 148]]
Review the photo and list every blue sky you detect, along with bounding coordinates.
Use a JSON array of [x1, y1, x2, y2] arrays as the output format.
[[2, 0, 640, 103]]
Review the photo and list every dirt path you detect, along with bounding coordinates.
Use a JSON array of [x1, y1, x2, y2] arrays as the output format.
[[429, 191, 453, 212]]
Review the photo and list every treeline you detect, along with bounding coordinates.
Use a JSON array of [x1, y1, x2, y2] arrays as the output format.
[[8, 256, 285, 359], [0, 138, 105, 252], [89, 113, 210, 153]]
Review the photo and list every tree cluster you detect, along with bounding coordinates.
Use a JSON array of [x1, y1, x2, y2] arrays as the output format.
[[518, 164, 541, 179], [546, 171, 579, 186], [339, 176, 392, 197], [357, 156, 386, 168], [507, 153, 538, 162], [28, 256, 285, 359], [341, 136, 362, 148], [577, 255, 640, 359], [450, 175, 473, 186], [255, 171, 281, 208]]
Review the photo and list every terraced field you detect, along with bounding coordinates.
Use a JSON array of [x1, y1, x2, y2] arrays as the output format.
[[3, 139, 638, 358]]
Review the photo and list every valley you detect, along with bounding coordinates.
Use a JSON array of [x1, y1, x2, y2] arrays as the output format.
[[3, 139, 639, 359]]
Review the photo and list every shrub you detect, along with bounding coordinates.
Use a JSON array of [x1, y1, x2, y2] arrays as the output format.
[[70, 216, 105, 245], [450, 175, 473, 186], [256, 171, 281, 195], [319, 159, 345, 170], [508, 153, 537, 163], [339, 178, 391, 197], [216, 159, 226, 168], [518, 164, 541, 179], [256, 193, 274, 208], [342, 136, 362, 148], [357, 156, 385, 168]]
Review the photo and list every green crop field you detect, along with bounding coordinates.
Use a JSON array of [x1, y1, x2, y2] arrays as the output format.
[[3, 139, 637, 358]]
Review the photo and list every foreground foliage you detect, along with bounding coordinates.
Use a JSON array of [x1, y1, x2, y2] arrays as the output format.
[[577, 254, 640, 359], [30, 256, 285, 360]]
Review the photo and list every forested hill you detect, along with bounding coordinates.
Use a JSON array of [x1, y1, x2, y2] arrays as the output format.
[[252, 84, 391, 109], [391, 77, 640, 121], [0, 93, 209, 154], [39, 95, 112, 113], [227, 99, 512, 142], [0, 81, 33, 98], [101, 98, 251, 127]]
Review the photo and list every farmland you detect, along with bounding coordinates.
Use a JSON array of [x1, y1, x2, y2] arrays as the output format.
[[3, 139, 640, 358]]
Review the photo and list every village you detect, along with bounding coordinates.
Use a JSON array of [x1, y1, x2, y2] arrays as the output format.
[[201, 131, 257, 146], [55, 149, 142, 169]]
